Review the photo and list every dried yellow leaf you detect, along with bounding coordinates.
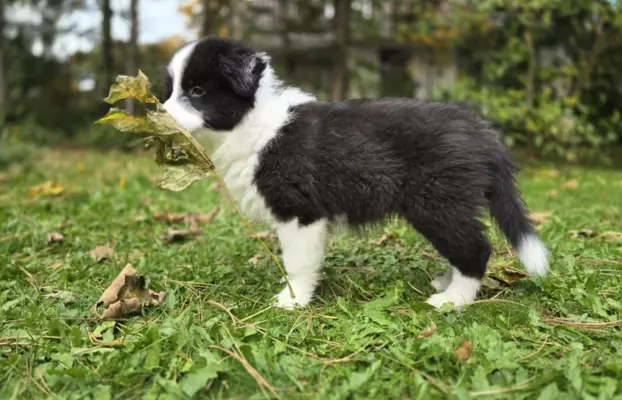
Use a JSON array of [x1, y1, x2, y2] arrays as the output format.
[[96, 70, 214, 191]]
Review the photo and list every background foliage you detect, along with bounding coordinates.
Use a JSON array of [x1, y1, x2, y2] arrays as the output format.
[[1, 0, 622, 162]]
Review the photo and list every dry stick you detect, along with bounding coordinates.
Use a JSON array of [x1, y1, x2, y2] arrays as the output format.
[[211, 168, 295, 299], [0, 232, 25, 243], [238, 306, 273, 323], [544, 318, 622, 329], [24, 363, 52, 397], [518, 332, 549, 361], [209, 345, 280, 399], [322, 346, 367, 366], [379, 354, 450, 395], [37, 371, 54, 397], [469, 377, 537, 397], [207, 300, 241, 325], [466, 298, 530, 309], [207, 300, 267, 334]]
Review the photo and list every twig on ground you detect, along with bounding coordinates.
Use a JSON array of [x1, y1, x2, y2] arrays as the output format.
[[518, 332, 549, 361], [466, 298, 529, 308], [544, 318, 622, 329], [209, 345, 280, 399], [469, 377, 536, 397]]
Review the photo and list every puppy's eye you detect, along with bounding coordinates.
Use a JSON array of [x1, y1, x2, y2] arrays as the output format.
[[189, 86, 205, 97]]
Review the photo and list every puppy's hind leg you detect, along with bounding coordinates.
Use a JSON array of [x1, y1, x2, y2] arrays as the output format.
[[406, 213, 492, 308], [273, 219, 327, 310]]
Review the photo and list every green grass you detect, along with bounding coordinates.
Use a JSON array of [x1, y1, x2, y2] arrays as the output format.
[[1, 148, 621, 400]]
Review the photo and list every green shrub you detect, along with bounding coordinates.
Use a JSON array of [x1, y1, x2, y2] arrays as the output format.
[[438, 78, 621, 162], [0, 125, 40, 169]]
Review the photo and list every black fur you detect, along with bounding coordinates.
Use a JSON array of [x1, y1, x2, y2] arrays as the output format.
[[164, 37, 541, 283], [163, 38, 266, 131], [254, 99, 536, 279]]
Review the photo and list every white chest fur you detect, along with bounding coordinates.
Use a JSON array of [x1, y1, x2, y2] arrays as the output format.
[[212, 144, 273, 223], [207, 69, 316, 224]]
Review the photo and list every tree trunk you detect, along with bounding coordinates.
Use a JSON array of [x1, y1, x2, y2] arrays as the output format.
[[331, 0, 350, 101], [229, 0, 242, 40], [200, 0, 211, 37], [101, 0, 114, 96], [571, 17, 606, 99], [277, 0, 294, 79], [524, 29, 537, 112], [0, 0, 7, 111], [125, 0, 139, 114]]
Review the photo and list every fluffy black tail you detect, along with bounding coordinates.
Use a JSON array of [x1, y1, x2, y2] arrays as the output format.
[[487, 156, 549, 276]]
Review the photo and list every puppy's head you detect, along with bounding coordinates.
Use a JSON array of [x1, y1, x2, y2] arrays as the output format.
[[162, 37, 268, 133]]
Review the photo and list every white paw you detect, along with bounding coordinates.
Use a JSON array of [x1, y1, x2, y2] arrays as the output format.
[[273, 280, 315, 310], [431, 271, 452, 292], [426, 290, 476, 309], [427, 292, 461, 308]]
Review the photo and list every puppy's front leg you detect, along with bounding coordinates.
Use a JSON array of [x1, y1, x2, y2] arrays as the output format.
[[273, 219, 327, 309]]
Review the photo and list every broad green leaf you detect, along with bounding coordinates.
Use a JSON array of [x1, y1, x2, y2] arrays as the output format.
[[144, 344, 161, 370], [537, 383, 560, 400], [103, 70, 157, 104], [51, 352, 74, 368], [181, 364, 224, 397]]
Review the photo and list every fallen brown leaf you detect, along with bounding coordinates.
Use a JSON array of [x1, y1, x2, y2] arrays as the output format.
[[569, 229, 596, 239], [560, 179, 578, 189], [128, 249, 145, 260], [153, 211, 186, 224], [600, 231, 622, 241], [376, 234, 397, 246], [417, 323, 437, 339], [161, 218, 203, 243], [248, 256, 259, 265], [47, 233, 64, 244], [91, 264, 166, 319], [546, 189, 558, 197], [89, 245, 115, 262], [48, 262, 64, 270], [487, 264, 528, 285], [454, 340, 472, 362], [530, 211, 552, 224], [194, 207, 220, 224], [534, 168, 560, 178], [27, 180, 65, 197], [93, 264, 137, 308], [43, 290, 75, 304], [250, 231, 275, 240]]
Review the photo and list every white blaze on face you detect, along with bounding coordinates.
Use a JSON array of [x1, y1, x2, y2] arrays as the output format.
[[163, 41, 205, 132]]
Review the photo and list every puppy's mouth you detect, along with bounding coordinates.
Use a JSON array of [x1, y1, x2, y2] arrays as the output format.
[[162, 99, 205, 133]]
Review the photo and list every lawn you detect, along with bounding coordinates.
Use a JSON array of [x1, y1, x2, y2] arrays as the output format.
[[1, 148, 621, 399]]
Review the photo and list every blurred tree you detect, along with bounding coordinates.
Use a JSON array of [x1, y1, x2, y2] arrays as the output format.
[[100, 0, 114, 95], [277, 0, 294, 79], [125, 0, 138, 114], [179, 0, 231, 38], [0, 0, 7, 111], [331, 0, 351, 101]]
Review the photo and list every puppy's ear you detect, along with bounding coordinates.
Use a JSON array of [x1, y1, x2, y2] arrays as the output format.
[[219, 50, 266, 98]]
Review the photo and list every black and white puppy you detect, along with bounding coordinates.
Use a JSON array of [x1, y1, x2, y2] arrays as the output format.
[[162, 37, 549, 309]]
